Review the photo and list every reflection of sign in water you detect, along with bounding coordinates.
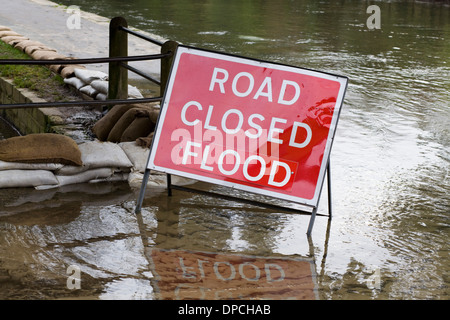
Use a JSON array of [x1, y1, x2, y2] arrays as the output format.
[[149, 248, 318, 300]]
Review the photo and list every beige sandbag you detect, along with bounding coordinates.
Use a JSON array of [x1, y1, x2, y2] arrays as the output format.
[[2, 36, 29, 45], [136, 132, 154, 148], [49, 64, 63, 73], [0, 133, 82, 166], [14, 40, 46, 52], [60, 65, 85, 78], [92, 104, 141, 141], [120, 116, 155, 143], [30, 50, 67, 61], [107, 107, 150, 143], [0, 170, 58, 189], [0, 30, 20, 38], [24, 45, 56, 55]]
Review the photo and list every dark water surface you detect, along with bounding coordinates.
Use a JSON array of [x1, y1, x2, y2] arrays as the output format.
[[0, 0, 448, 300]]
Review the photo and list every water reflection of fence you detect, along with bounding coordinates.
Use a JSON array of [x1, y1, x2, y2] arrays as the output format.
[[0, 16, 177, 110]]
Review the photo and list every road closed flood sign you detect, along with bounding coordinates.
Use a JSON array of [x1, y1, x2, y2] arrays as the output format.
[[148, 46, 348, 207]]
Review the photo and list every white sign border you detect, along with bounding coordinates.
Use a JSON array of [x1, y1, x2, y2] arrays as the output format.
[[147, 45, 348, 208]]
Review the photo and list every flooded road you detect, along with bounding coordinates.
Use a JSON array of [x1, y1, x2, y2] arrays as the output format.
[[1, 0, 449, 299]]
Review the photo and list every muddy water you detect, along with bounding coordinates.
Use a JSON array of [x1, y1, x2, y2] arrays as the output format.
[[1, 0, 449, 299]]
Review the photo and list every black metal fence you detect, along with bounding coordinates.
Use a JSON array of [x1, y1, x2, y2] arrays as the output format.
[[0, 16, 178, 110]]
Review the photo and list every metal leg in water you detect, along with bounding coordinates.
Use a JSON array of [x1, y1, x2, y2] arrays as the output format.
[[327, 159, 332, 219], [167, 173, 172, 196], [307, 159, 332, 235], [135, 169, 151, 214]]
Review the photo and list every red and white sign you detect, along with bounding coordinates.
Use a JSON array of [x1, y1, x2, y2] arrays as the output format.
[[148, 46, 347, 207]]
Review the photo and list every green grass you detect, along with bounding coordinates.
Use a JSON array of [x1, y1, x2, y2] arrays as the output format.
[[0, 40, 72, 101]]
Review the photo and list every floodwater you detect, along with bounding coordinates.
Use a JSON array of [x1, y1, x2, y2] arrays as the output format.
[[1, 0, 449, 300]]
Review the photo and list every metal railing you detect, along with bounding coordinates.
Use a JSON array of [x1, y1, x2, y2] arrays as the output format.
[[0, 16, 178, 110]]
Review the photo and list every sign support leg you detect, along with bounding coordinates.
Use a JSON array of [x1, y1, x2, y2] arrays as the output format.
[[327, 159, 332, 219], [135, 169, 151, 214], [167, 173, 172, 196]]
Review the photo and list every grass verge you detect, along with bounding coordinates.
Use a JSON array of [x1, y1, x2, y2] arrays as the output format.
[[0, 40, 76, 101]]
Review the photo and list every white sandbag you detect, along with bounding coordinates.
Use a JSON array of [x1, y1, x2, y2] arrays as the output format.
[[56, 140, 133, 175], [90, 80, 109, 94], [128, 85, 144, 99], [79, 85, 99, 97], [34, 168, 115, 190], [74, 68, 108, 84], [64, 77, 86, 90], [118, 142, 149, 173], [0, 170, 58, 189], [89, 172, 129, 184], [0, 160, 63, 171], [95, 93, 107, 101], [57, 168, 113, 185]]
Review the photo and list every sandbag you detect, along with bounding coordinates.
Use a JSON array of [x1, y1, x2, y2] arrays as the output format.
[[120, 116, 154, 143], [35, 168, 114, 190], [79, 85, 99, 97], [64, 77, 86, 90], [119, 142, 149, 174], [60, 65, 85, 78], [0, 134, 82, 166], [96, 93, 107, 101], [2, 36, 29, 46], [14, 40, 47, 52], [90, 80, 108, 94], [128, 85, 144, 99], [56, 140, 133, 175], [24, 45, 56, 55], [107, 107, 150, 143], [30, 50, 67, 61], [91, 104, 141, 141], [74, 68, 108, 84], [0, 170, 58, 189], [136, 132, 154, 148], [0, 160, 63, 171], [0, 30, 20, 38]]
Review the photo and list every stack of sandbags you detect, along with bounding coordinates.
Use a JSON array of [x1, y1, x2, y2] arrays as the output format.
[[0, 134, 82, 189], [37, 140, 134, 190], [0, 25, 86, 79], [0, 28, 29, 46], [63, 68, 145, 101], [0, 134, 135, 189], [92, 103, 159, 144], [0, 25, 144, 101]]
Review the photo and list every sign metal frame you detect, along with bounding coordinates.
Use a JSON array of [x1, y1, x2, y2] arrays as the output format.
[[135, 45, 348, 235]]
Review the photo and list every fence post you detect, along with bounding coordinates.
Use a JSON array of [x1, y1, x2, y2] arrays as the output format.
[[109, 17, 128, 101], [160, 40, 178, 96]]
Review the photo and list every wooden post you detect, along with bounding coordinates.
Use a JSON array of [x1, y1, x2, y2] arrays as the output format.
[[109, 17, 128, 101], [160, 40, 178, 96]]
